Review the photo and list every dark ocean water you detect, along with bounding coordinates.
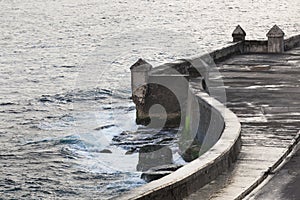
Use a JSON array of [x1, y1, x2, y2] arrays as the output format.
[[0, 0, 299, 199]]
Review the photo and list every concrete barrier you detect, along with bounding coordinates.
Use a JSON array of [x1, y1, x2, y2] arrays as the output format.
[[243, 40, 268, 53], [122, 26, 300, 200], [209, 42, 244, 62], [117, 90, 241, 200], [284, 35, 300, 50]]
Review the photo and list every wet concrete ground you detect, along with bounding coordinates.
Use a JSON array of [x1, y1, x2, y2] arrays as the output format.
[[185, 47, 300, 199], [248, 143, 300, 200]]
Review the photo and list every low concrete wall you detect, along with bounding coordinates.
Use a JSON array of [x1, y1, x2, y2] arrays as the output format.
[[178, 82, 225, 162], [243, 40, 268, 53], [243, 36, 300, 53], [284, 35, 300, 50], [209, 42, 244, 62], [117, 90, 241, 200], [148, 34, 300, 81], [206, 34, 300, 57], [149, 34, 300, 80], [195, 92, 225, 153]]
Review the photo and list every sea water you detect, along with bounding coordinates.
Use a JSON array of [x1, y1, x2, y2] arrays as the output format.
[[0, 0, 299, 199]]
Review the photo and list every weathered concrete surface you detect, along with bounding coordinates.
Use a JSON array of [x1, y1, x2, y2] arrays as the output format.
[[247, 141, 300, 200], [185, 47, 300, 199]]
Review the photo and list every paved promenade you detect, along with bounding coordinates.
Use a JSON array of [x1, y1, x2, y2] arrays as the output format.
[[249, 143, 300, 200], [186, 47, 300, 199]]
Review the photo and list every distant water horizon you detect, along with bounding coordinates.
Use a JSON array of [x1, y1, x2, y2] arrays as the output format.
[[0, 0, 299, 199]]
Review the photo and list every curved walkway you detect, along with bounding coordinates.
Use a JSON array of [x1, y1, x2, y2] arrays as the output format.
[[248, 142, 300, 200], [186, 47, 300, 199]]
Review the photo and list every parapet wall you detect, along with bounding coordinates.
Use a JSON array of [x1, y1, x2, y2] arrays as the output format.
[[284, 34, 300, 51], [243, 40, 268, 53], [118, 89, 241, 200], [209, 42, 244, 62]]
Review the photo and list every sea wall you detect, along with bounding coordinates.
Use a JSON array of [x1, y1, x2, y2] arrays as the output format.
[[182, 81, 226, 160], [284, 34, 300, 51], [117, 90, 241, 200], [209, 42, 244, 62], [243, 40, 268, 53], [122, 26, 300, 200]]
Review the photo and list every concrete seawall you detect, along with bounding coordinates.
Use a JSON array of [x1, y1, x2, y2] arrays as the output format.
[[120, 25, 300, 199], [118, 88, 241, 200]]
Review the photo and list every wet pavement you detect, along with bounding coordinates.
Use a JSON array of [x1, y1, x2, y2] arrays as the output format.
[[185, 47, 300, 199], [247, 143, 300, 200]]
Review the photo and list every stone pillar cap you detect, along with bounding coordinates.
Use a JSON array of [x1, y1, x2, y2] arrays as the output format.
[[266, 25, 285, 37], [232, 25, 246, 36], [130, 58, 152, 71]]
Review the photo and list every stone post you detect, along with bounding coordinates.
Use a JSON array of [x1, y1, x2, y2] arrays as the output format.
[[130, 58, 152, 94], [232, 25, 246, 42], [266, 25, 285, 53]]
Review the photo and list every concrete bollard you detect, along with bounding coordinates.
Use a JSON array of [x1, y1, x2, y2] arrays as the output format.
[[266, 25, 285, 53], [232, 25, 246, 42], [130, 58, 152, 94]]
